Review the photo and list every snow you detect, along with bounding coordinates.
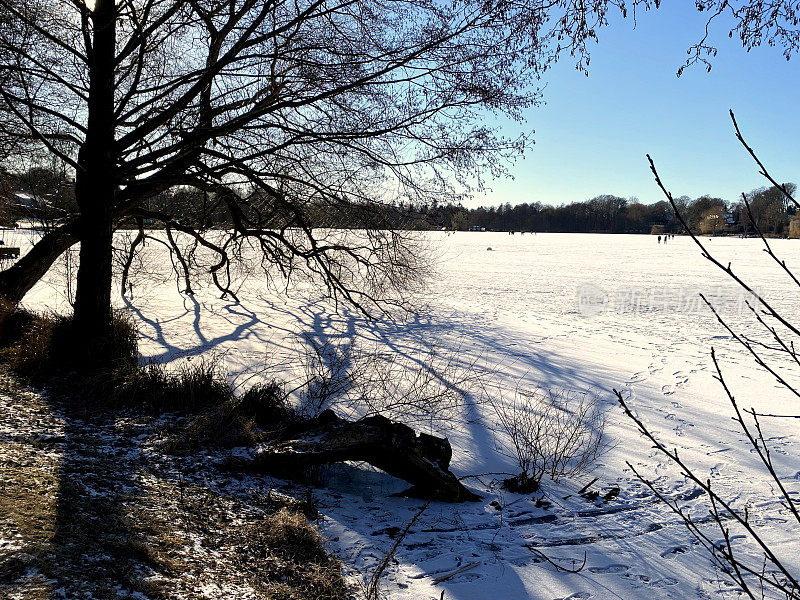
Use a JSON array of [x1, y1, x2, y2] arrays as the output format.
[[20, 231, 800, 599]]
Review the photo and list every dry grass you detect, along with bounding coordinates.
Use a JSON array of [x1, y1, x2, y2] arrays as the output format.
[[167, 379, 296, 452], [0, 444, 59, 585], [233, 508, 348, 600], [0, 368, 349, 600], [0, 387, 61, 598], [0, 301, 138, 377], [91, 358, 234, 413]]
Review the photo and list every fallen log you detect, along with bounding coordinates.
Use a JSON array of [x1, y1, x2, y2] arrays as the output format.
[[247, 410, 480, 502]]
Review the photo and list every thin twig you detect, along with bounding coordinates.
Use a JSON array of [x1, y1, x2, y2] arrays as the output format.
[[366, 501, 430, 600], [529, 548, 587, 573]]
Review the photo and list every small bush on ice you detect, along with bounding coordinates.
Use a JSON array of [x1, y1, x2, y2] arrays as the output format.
[[493, 387, 606, 492]]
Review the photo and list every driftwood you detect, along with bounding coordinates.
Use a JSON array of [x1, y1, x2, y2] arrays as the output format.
[[249, 410, 480, 502]]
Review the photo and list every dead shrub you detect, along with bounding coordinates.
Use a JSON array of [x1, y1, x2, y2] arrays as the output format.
[[174, 379, 293, 450], [492, 387, 607, 492]]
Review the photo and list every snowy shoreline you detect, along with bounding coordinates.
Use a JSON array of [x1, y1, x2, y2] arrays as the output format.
[[16, 231, 800, 599]]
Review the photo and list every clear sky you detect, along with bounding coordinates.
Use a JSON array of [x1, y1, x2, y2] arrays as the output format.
[[472, 3, 800, 208]]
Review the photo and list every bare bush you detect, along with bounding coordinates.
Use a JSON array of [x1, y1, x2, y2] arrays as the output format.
[[492, 386, 606, 492], [296, 333, 486, 429]]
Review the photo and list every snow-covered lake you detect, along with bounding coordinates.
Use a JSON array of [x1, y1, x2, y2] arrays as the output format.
[[24, 231, 800, 599]]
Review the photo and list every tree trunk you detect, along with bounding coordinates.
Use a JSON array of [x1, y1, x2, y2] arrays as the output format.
[[0, 221, 80, 305], [246, 411, 481, 502], [72, 184, 114, 346], [71, 0, 117, 363]]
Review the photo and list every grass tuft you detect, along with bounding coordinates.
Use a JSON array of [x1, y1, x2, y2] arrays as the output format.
[[0, 302, 138, 377], [172, 379, 295, 450], [99, 358, 233, 412], [236, 508, 349, 600]]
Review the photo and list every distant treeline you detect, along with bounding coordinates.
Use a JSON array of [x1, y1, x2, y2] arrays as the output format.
[[408, 185, 798, 235], [3, 165, 796, 236]]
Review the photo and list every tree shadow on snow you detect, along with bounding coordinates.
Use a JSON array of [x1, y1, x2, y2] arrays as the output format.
[[0, 392, 166, 599], [123, 293, 268, 364], [110, 292, 727, 599]]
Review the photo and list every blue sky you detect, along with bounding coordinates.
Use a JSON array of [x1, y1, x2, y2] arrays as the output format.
[[472, 3, 800, 208]]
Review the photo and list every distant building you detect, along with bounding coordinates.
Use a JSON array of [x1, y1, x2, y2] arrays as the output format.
[[789, 216, 800, 239], [701, 210, 738, 235], [650, 224, 664, 235], [468, 225, 486, 232]]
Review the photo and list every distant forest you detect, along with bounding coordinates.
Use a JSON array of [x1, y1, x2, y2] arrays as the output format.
[[2, 166, 796, 236], [412, 184, 798, 235]]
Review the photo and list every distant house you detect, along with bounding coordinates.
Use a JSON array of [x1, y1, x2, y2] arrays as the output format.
[[650, 224, 664, 235], [789, 216, 800, 239], [700, 212, 721, 235], [700, 209, 740, 235], [699, 211, 739, 235]]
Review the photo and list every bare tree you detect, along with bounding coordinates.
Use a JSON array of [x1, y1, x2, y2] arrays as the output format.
[[742, 184, 796, 235], [0, 0, 613, 363], [1, 0, 796, 365], [617, 111, 800, 599], [15, 163, 77, 231]]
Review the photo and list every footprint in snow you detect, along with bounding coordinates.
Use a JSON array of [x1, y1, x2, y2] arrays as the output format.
[[627, 372, 646, 383], [660, 545, 688, 558], [553, 594, 592, 600], [587, 564, 628, 574]]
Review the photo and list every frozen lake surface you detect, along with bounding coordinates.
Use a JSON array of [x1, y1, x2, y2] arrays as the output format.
[[24, 231, 800, 599]]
